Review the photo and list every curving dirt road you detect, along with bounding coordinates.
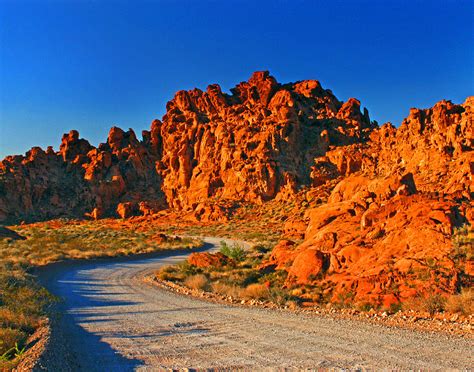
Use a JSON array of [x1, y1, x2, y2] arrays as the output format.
[[39, 237, 472, 371]]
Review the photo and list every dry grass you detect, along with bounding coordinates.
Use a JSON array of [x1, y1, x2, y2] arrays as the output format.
[[403, 293, 447, 315], [0, 328, 26, 356], [184, 274, 209, 291], [445, 289, 473, 315], [156, 241, 299, 308], [211, 282, 243, 298], [0, 220, 203, 267], [241, 283, 269, 300]]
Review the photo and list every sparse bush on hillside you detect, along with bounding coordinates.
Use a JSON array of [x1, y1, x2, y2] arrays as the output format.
[[219, 241, 247, 262], [445, 289, 473, 315], [452, 225, 474, 261], [403, 293, 447, 315]]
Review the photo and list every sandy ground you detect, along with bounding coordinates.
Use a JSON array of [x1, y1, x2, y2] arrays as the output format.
[[38, 237, 473, 371]]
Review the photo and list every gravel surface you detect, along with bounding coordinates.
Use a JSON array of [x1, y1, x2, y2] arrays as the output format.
[[39, 237, 473, 371]]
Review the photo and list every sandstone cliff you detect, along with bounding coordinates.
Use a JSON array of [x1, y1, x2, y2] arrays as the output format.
[[0, 71, 377, 222]]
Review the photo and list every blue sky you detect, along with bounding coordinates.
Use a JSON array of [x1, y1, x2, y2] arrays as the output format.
[[0, 0, 472, 158]]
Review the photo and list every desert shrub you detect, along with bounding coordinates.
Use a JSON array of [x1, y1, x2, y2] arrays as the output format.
[[452, 225, 474, 261], [211, 282, 242, 298], [184, 274, 209, 291], [156, 266, 179, 281], [253, 244, 273, 254], [268, 288, 294, 306], [0, 308, 35, 334], [220, 241, 246, 262], [241, 270, 262, 286], [445, 289, 473, 315], [424, 294, 446, 315], [176, 260, 199, 277], [333, 291, 356, 309], [356, 302, 373, 312], [261, 269, 288, 288], [242, 283, 269, 300], [404, 293, 446, 315], [389, 302, 402, 314]]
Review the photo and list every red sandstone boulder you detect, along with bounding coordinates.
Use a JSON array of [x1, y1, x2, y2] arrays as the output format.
[[264, 189, 469, 307], [188, 252, 231, 268], [139, 201, 164, 216], [288, 249, 326, 284]]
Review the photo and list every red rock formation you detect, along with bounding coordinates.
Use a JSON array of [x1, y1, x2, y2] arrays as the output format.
[[188, 252, 232, 268], [157, 71, 375, 211], [0, 126, 165, 222], [0, 71, 377, 222], [264, 173, 472, 306], [260, 92, 473, 307]]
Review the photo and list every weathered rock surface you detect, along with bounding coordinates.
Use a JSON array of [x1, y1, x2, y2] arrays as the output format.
[[0, 71, 378, 222], [261, 96, 473, 306], [0, 127, 165, 221], [188, 252, 232, 268]]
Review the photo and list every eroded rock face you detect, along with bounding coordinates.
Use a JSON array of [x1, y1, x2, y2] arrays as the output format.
[[264, 176, 472, 307], [157, 71, 376, 210], [261, 93, 473, 307], [0, 127, 165, 222], [0, 71, 376, 222], [116, 202, 136, 219], [313, 98, 474, 195]]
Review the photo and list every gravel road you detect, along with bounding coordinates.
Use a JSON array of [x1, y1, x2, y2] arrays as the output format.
[[39, 237, 472, 371]]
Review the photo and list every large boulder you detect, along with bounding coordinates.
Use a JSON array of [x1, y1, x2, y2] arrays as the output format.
[[188, 252, 231, 268]]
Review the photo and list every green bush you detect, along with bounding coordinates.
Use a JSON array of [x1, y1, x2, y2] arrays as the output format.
[[219, 241, 246, 262]]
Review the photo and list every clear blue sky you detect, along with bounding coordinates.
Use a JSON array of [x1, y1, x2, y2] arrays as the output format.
[[1, 0, 472, 158]]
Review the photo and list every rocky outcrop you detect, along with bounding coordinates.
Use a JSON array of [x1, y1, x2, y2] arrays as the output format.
[[0, 127, 165, 222], [312, 98, 473, 195], [261, 94, 473, 308], [156, 71, 375, 211], [188, 252, 232, 268], [264, 172, 472, 307], [0, 71, 377, 223]]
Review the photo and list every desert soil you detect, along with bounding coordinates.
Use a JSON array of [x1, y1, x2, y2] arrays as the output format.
[[38, 237, 473, 371]]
